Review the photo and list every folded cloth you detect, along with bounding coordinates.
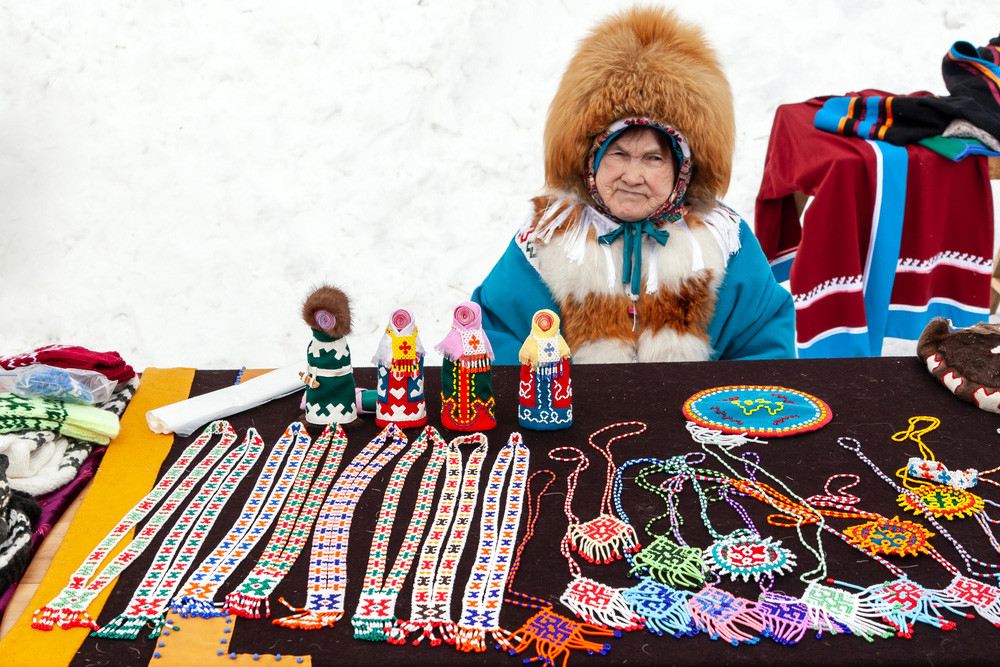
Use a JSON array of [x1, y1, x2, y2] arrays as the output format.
[[0, 394, 120, 446], [918, 135, 1000, 161], [0, 345, 135, 384], [0, 454, 42, 592]]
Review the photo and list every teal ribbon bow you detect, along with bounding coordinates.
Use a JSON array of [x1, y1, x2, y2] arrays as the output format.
[[598, 221, 671, 297]]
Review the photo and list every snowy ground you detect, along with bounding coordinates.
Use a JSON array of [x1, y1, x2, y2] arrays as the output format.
[[3, 1, 998, 370]]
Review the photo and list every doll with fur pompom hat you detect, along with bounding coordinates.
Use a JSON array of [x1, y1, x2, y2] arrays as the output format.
[[300, 285, 357, 425]]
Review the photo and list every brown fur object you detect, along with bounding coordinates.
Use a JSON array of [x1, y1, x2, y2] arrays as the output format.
[[302, 284, 352, 337], [544, 6, 735, 215], [916, 316, 1000, 413]]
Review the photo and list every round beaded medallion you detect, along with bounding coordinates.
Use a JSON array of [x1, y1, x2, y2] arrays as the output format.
[[682, 385, 833, 436]]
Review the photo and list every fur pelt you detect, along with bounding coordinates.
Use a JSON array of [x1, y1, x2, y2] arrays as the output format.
[[544, 6, 734, 215], [302, 284, 352, 337], [917, 316, 1000, 413]]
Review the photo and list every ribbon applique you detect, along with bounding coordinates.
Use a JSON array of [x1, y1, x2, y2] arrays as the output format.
[[598, 221, 670, 298]]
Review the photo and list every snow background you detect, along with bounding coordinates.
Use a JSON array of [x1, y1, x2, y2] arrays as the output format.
[[3, 0, 999, 372]]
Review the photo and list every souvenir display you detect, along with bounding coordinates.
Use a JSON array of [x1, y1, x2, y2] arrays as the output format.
[[517, 309, 572, 430], [351, 426, 447, 641], [496, 470, 621, 665], [436, 301, 496, 431], [917, 317, 1000, 413], [371, 308, 428, 429], [682, 385, 832, 437], [273, 424, 409, 630], [391, 433, 489, 645], [34, 421, 240, 631], [226, 424, 347, 619], [170, 423, 313, 618], [300, 284, 358, 425], [455, 433, 531, 652]]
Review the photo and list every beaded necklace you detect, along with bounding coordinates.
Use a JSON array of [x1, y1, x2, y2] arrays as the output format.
[[225, 423, 347, 619], [839, 433, 1000, 625], [350, 425, 448, 641], [390, 432, 488, 646], [170, 422, 312, 619], [456, 432, 531, 652], [93, 427, 265, 639], [33, 420, 239, 631], [547, 445, 643, 631], [563, 422, 644, 564], [496, 470, 622, 665], [274, 423, 410, 630]]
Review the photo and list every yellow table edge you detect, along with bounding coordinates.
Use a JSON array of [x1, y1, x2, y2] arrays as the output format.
[[0, 367, 195, 667]]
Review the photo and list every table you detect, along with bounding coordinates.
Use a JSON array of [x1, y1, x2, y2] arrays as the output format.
[[3, 358, 1000, 665]]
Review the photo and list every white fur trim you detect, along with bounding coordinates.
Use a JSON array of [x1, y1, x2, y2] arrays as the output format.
[[699, 204, 743, 265], [572, 339, 635, 364], [637, 328, 712, 362]]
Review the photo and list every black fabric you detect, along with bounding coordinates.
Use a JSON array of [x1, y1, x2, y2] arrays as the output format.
[[70, 358, 1000, 665]]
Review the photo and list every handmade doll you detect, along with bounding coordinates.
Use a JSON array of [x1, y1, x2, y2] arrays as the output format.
[[518, 309, 572, 430], [436, 301, 496, 431], [370, 308, 427, 428], [300, 285, 357, 425]]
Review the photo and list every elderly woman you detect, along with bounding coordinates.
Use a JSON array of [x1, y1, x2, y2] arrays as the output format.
[[471, 7, 794, 364]]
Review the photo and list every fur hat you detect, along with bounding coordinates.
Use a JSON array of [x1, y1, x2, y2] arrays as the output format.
[[302, 285, 352, 338], [544, 6, 735, 214]]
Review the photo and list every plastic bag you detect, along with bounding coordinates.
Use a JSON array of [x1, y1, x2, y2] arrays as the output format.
[[0, 364, 116, 404]]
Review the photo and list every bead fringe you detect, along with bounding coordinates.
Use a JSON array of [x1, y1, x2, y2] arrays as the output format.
[[629, 537, 705, 589], [91, 613, 161, 640], [756, 592, 815, 645], [454, 625, 487, 652], [560, 577, 644, 631], [566, 516, 639, 565], [621, 580, 698, 638], [271, 602, 343, 630], [31, 606, 98, 631], [932, 575, 1000, 627], [801, 582, 895, 642], [350, 615, 396, 642], [858, 578, 964, 636], [495, 610, 619, 665], [168, 595, 225, 619], [224, 591, 269, 619], [389, 619, 457, 646], [688, 585, 763, 646]]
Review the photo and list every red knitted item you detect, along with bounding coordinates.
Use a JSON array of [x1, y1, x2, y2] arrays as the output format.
[[0, 345, 135, 383]]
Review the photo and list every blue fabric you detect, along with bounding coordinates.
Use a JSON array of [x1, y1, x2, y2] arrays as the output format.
[[598, 221, 670, 297], [471, 220, 795, 365], [813, 97, 853, 135]]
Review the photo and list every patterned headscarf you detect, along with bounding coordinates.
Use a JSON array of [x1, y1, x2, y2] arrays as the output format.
[[583, 117, 693, 225], [518, 310, 571, 376], [435, 301, 494, 370], [371, 308, 425, 375]]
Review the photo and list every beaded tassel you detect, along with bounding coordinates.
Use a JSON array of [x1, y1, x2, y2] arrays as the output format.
[[844, 577, 967, 636], [496, 608, 619, 667], [558, 574, 643, 632], [755, 591, 817, 645], [33, 421, 239, 631], [687, 584, 763, 646], [565, 516, 639, 565], [629, 534, 705, 589], [620, 578, 697, 637], [931, 575, 1000, 626], [800, 581, 896, 641]]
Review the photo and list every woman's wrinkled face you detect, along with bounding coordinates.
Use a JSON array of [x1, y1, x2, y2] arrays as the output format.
[[595, 127, 677, 222]]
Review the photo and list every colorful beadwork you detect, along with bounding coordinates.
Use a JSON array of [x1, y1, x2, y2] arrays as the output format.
[[619, 579, 696, 637], [629, 534, 705, 589], [371, 308, 428, 429], [33, 421, 240, 631], [800, 581, 895, 642], [687, 584, 763, 645], [703, 529, 797, 582], [682, 385, 832, 436], [517, 309, 572, 431], [497, 608, 618, 666], [898, 484, 984, 520], [842, 516, 935, 557], [437, 302, 496, 432]]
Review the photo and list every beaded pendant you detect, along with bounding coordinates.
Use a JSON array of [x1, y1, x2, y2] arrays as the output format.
[[496, 608, 619, 665], [842, 516, 935, 557], [620, 578, 697, 637], [800, 581, 895, 642], [898, 484, 984, 520], [566, 515, 639, 565], [687, 584, 763, 646], [702, 530, 796, 582], [934, 575, 1000, 625], [558, 575, 644, 631], [755, 591, 816, 645], [629, 534, 705, 589], [862, 577, 963, 636]]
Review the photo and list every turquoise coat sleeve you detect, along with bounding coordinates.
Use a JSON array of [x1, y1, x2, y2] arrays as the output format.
[[470, 239, 558, 365], [707, 221, 796, 360]]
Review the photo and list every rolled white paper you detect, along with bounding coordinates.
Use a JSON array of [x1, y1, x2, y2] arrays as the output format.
[[146, 363, 305, 436]]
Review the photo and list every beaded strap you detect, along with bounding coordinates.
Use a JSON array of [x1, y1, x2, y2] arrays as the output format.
[[273, 423, 409, 629], [392, 432, 488, 646], [456, 432, 531, 652], [33, 421, 239, 631], [225, 423, 347, 619], [92, 428, 265, 639], [170, 422, 312, 618], [351, 426, 449, 641]]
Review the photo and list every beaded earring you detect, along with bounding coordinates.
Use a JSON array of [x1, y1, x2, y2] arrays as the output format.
[[495, 470, 622, 665], [560, 423, 645, 564], [547, 445, 644, 631]]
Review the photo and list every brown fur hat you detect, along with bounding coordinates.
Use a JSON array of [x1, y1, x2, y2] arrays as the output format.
[[544, 6, 735, 214], [302, 284, 352, 337]]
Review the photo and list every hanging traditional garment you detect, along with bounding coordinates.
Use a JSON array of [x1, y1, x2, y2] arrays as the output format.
[[351, 426, 447, 641], [225, 423, 347, 619], [301, 285, 357, 425], [92, 429, 264, 639], [390, 432, 489, 646], [517, 309, 572, 431], [436, 301, 496, 431], [170, 422, 311, 618], [33, 421, 240, 631], [455, 433, 531, 652], [273, 424, 409, 630], [496, 470, 621, 664], [371, 308, 427, 429]]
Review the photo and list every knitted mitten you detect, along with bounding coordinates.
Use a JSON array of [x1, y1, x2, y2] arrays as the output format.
[[0, 395, 120, 445], [0, 345, 135, 384]]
